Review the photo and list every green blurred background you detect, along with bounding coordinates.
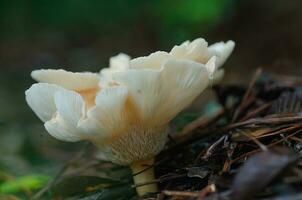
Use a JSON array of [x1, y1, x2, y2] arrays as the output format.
[[1, 0, 302, 198]]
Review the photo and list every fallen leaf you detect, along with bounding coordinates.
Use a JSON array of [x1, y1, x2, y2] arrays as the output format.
[[229, 148, 299, 200]]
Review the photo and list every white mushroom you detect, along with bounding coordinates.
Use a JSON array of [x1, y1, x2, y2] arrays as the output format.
[[25, 38, 235, 196]]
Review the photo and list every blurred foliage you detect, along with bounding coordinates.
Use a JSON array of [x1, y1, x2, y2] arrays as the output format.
[[173, 112, 201, 131], [154, 0, 233, 43], [0, 0, 234, 43], [0, 174, 50, 194]]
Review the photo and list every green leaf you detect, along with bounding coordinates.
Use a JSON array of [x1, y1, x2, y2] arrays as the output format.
[[0, 174, 50, 193]]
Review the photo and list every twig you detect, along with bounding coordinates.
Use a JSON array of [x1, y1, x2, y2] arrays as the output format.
[[32, 143, 89, 200], [232, 68, 262, 122], [230, 128, 302, 164], [202, 135, 227, 160], [197, 184, 216, 200], [224, 116, 302, 132], [162, 190, 200, 198], [242, 132, 268, 151], [255, 125, 302, 139], [131, 158, 168, 177], [289, 136, 302, 143], [240, 102, 272, 121], [176, 108, 225, 140]]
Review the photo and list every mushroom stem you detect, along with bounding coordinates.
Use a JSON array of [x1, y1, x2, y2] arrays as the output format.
[[130, 158, 158, 196]]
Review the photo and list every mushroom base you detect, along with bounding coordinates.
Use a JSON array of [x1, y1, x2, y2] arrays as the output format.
[[130, 158, 157, 196]]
